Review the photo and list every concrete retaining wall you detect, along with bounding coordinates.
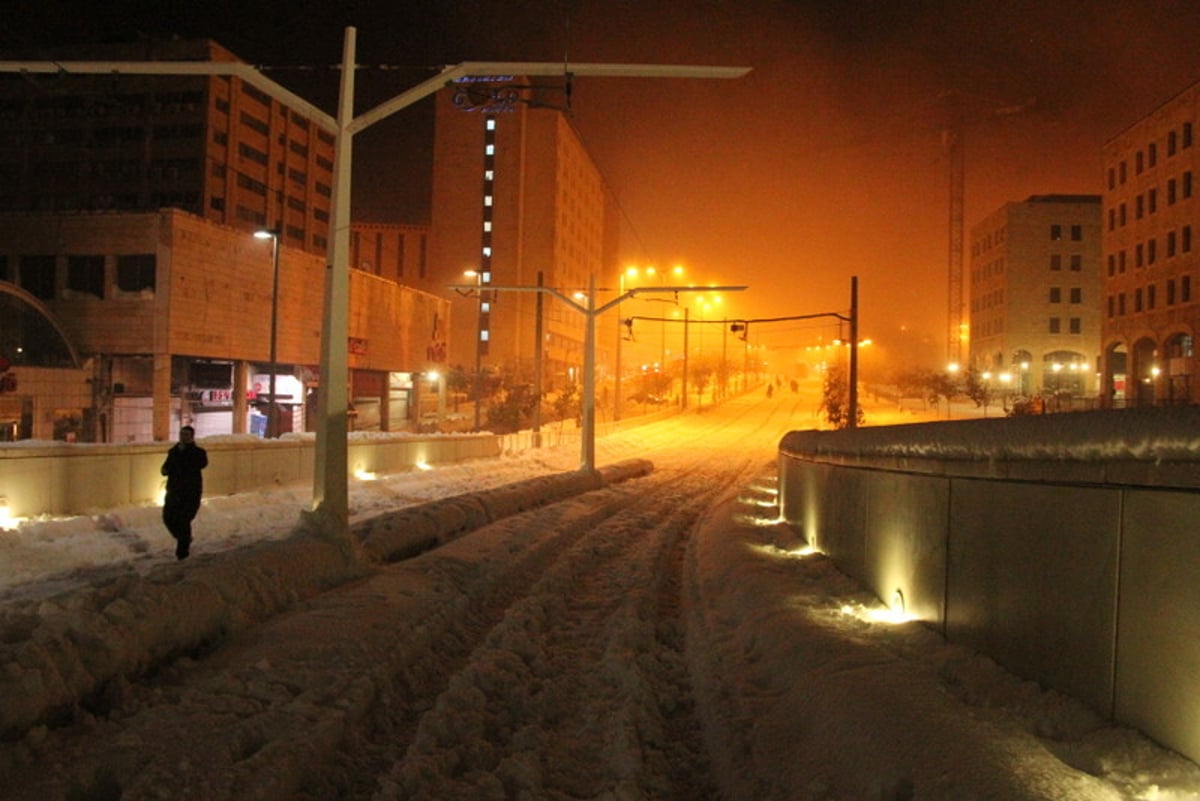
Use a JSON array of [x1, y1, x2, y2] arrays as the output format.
[[0, 434, 502, 518], [778, 407, 1200, 764]]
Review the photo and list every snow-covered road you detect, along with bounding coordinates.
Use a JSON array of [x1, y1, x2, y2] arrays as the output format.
[[3, 386, 1200, 799]]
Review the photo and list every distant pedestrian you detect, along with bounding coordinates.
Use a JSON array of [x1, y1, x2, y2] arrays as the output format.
[[161, 425, 208, 560]]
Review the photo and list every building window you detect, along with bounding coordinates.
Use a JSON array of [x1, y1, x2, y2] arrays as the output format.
[[241, 82, 272, 106], [1135, 288, 1143, 312], [238, 143, 268, 166], [239, 112, 270, 136], [1150, 142, 1158, 166], [1108, 208, 1116, 230], [1108, 295, 1115, 318], [1148, 283, 1157, 309], [67, 255, 105, 299], [1120, 161, 1127, 183], [1119, 203, 1127, 226], [116, 254, 156, 292], [1070, 287, 1082, 303], [1049, 287, 1062, 303], [1148, 238, 1157, 264], [1185, 122, 1194, 149], [1050, 254, 1062, 271], [1136, 243, 1144, 267], [236, 172, 267, 196], [1168, 278, 1177, 305], [1169, 130, 1178, 155], [1118, 293, 1126, 315], [1069, 317, 1081, 334], [1169, 230, 1178, 257], [1070, 254, 1082, 271], [1136, 194, 1144, 219], [1107, 167, 1116, 190], [1185, 171, 1193, 198], [1149, 188, 1158, 213], [1136, 150, 1144, 174], [1119, 250, 1127, 272], [1050, 224, 1062, 240], [1049, 317, 1061, 334], [1070, 224, 1082, 241], [1184, 276, 1192, 303], [1185, 225, 1193, 252], [19, 254, 56, 300], [1169, 178, 1177, 204], [1107, 254, 1116, 276]]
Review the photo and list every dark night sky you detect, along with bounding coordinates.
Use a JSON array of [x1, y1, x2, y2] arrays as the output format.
[[7, 1, 1200, 366]]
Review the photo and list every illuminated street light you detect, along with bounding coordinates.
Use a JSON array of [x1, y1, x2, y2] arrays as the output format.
[[449, 278, 746, 471], [253, 228, 281, 438]]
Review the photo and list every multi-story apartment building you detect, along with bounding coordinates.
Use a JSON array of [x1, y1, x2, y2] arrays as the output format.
[[427, 79, 621, 390], [0, 37, 334, 257], [1101, 83, 1200, 406], [968, 195, 1102, 402]]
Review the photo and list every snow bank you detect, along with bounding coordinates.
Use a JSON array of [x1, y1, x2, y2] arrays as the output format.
[[0, 461, 652, 740], [684, 475, 1154, 800], [780, 406, 1200, 488]]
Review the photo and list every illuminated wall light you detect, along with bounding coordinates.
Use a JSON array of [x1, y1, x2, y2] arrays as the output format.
[[485, 144, 495, 155], [354, 468, 378, 481], [0, 498, 14, 529], [415, 460, 433, 471]]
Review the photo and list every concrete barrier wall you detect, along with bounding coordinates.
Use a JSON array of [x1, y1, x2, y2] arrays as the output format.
[[778, 409, 1200, 765], [0, 434, 502, 518]]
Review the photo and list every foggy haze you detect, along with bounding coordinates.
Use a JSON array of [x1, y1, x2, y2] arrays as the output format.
[[7, 0, 1200, 367]]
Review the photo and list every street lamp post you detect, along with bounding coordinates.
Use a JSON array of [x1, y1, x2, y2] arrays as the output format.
[[254, 228, 281, 438], [464, 269, 485, 431]]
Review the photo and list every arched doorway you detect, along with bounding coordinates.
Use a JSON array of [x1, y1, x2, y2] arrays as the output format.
[[1011, 349, 1033, 395], [1163, 331, 1195, 403], [1131, 337, 1159, 406], [1042, 350, 1088, 409], [1105, 342, 1128, 408]]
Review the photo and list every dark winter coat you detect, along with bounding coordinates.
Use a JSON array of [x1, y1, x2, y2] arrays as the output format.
[[161, 442, 208, 508]]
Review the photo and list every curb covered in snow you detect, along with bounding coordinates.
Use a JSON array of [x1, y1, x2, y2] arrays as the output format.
[[0, 459, 653, 741]]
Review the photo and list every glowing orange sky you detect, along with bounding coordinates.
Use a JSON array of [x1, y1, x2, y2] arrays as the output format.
[[10, 0, 1200, 367]]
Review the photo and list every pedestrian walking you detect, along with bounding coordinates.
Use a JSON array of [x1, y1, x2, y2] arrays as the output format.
[[161, 425, 208, 560]]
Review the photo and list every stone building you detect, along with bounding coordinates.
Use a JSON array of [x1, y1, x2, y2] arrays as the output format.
[[968, 195, 1103, 404], [1101, 81, 1200, 405], [0, 210, 448, 442]]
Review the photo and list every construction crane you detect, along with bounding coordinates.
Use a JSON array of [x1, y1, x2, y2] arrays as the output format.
[[940, 91, 1034, 367]]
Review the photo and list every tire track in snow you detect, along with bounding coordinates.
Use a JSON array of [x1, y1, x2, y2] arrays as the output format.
[[371, 466, 747, 800]]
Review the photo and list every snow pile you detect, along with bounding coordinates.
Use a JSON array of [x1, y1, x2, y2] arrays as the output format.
[[781, 405, 1200, 466], [0, 461, 649, 741]]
